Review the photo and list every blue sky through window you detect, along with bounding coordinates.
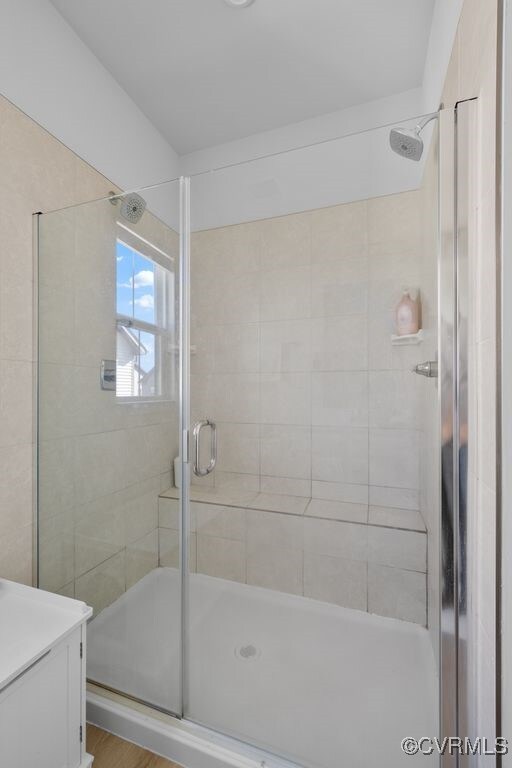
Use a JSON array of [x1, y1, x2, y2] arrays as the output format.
[[116, 240, 156, 374], [116, 241, 135, 317], [116, 240, 156, 325]]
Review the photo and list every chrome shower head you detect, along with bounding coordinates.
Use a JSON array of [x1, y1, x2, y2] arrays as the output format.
[[109, 191, 147, 224], [120, 193, 146, 224], [389, 113, 438, 162], [389, 126, 424, 161]]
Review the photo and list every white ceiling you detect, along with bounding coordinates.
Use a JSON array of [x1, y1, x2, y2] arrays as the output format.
[[50, 0, 435, 155]]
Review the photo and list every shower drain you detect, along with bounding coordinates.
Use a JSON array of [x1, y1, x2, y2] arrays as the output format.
[[235, 643, 261, 661]]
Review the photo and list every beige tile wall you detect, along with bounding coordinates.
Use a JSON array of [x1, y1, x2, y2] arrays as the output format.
[[38, 191, 180, 616], [0, 94, 116, 586], [181, 191, 437, 626], [0, 94, 180, 618], [191, 192, 424, 508]]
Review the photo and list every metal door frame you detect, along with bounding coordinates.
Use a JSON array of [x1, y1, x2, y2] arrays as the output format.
[[439, 98, 478, 766]]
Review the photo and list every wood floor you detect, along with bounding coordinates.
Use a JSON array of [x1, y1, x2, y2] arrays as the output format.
[[86, 724, 183, 768]]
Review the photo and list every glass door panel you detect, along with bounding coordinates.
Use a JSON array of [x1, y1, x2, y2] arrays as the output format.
[[37, 179, 183, 714], [184, 117, 440, 768]]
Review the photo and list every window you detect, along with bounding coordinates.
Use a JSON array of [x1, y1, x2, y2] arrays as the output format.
[[115, 225, 175, 400]]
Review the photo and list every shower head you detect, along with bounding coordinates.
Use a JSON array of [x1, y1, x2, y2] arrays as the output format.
[[119, 193, 146, 224], [389, 126, 424, 161], [389, 113, 438, 162], [109, 192, 147, 224]]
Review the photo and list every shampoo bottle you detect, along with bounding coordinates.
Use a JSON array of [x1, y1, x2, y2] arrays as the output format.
[[395, 289, 420, 336]]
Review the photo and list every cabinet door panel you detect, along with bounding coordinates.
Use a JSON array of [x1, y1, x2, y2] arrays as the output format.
[[0, 627, 82, 768]]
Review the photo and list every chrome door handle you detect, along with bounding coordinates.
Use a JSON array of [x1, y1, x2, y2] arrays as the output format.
[[192, 420, 217, 476], [413, 360, 438, 378]]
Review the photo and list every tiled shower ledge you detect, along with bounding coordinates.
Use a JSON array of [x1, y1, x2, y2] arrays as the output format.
[[159, 486, 426, 533]]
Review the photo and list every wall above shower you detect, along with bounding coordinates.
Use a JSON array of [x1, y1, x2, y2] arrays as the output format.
[[0, 0, 461, 225], [49, 0, 437, 155], [187, 114, 437, 230]]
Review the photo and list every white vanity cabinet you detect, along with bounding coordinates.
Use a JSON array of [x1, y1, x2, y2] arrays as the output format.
[[0, 578, 93, 768]]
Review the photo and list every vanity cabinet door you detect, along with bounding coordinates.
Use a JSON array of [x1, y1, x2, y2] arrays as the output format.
[[0, 626, 82, 768]]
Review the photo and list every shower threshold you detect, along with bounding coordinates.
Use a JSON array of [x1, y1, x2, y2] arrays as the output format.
[[87, 568, 437, 768], [87, 688, 300, 768]]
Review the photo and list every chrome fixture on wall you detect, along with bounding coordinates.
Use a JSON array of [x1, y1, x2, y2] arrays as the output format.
[[100, 359, 116, 391], [413, 360, 438, 378], [389, 113, 438, 161], [109, 191, 147, 223]]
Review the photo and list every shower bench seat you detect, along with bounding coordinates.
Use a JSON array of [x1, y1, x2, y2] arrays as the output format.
[[158, 483, 428, 626], [159, 484, 426, 531]]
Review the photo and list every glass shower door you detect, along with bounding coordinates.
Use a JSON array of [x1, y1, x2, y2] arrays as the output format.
[[37, 179, 183, 715], [183, 117, 440, 768], [37, 114, 442, 766]]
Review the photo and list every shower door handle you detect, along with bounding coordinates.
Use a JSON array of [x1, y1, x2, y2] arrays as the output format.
[[192, 420, 217, 477]]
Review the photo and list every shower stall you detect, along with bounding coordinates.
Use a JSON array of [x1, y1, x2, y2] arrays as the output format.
[[36, 107, 472, 767]]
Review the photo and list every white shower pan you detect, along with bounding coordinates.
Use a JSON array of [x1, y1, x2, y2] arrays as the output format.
[[87, 568, 437, 768]]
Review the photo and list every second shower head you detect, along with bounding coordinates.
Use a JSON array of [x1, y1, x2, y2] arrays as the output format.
[[389, 126, 424, 161], [389, 113, 438, 162]]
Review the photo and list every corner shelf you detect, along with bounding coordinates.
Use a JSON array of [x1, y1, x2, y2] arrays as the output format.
[[391, 329, 424, 346]]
